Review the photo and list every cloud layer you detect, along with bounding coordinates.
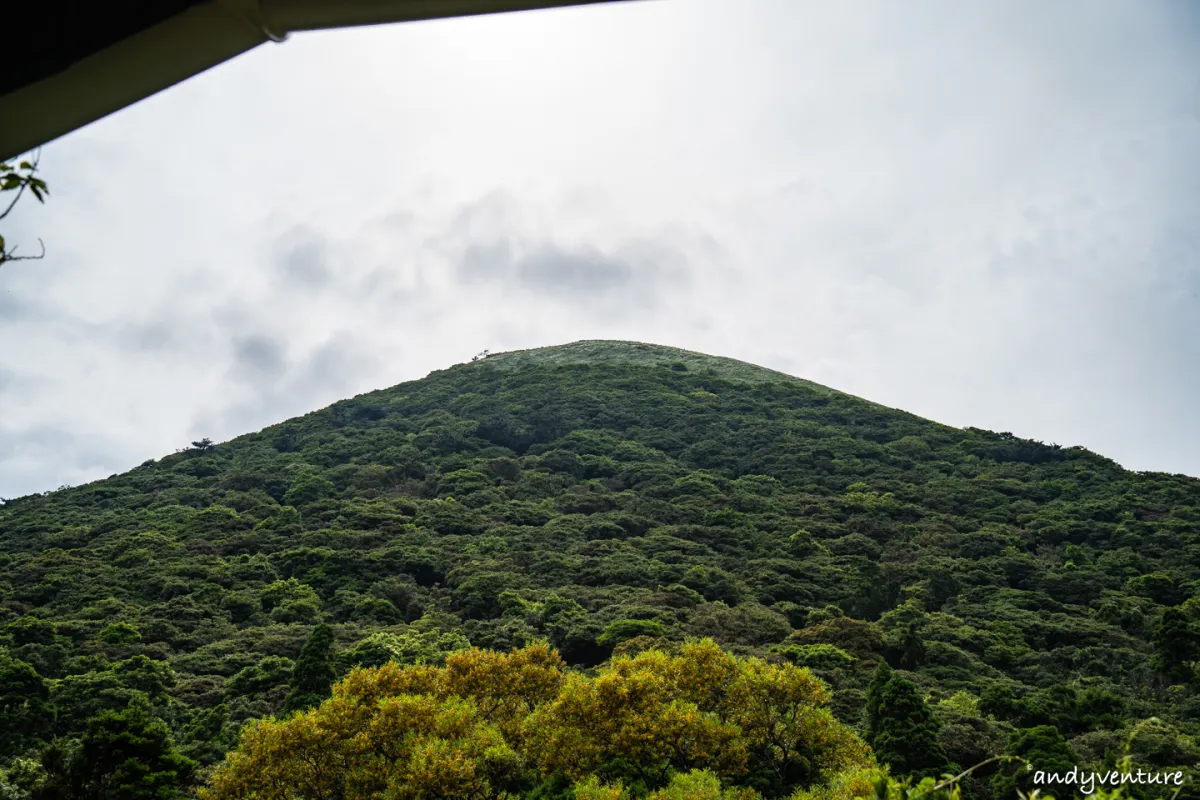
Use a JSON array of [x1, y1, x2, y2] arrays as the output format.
[[1, 0, 1198, 496]]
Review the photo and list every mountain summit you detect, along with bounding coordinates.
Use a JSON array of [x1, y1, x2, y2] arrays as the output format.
[[1, 340, 1198, 797], [472, 339, 830, 388]]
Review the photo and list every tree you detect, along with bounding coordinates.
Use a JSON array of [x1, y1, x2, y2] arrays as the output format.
[[0, 757, 49, 799], [526, 639, 869, 796], [863, 662, 892, 739], [0, 653, 55, 757], [925, 571, 959, 611], [897, 623, 926, 670], [335, 628, 471, 673], [282, 624, 336, 715], [863, 663, 949, 781], [54, 700, 197, 800], [202, 641, 871, 800], [0, 152, 49, 269], [596, 618, 670, 648], [201, 644, 563, 800], [989, 725, 1075, 799], [1152, 607, 1200, 682]]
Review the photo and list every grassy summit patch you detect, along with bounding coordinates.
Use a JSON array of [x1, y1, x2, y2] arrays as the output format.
[[478, 340, 834, 392]]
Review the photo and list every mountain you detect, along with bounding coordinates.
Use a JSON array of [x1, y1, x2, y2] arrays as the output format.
[[1, 340, 1198, 799]]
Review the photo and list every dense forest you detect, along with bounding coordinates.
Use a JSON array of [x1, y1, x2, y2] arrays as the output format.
[[0, 340, 1197, 800]]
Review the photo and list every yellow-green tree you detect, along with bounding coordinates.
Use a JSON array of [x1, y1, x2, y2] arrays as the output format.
[[526, 640, 869, 794], [200, 640, 873, 800], [201, 644, 563, 800], [524, 647, 748, 789]]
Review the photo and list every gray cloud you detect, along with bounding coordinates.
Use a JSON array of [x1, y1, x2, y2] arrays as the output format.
[[192, 331, 382, 441], [443, 195, 702, 309], [292, 332, 380, 398], [0, 424, 131, 498], [0, 286, 46, 323], [456, 236, 685, 303], [459, 239, 515, 283], [115, 321, 179, 353], [0, 365, 43, 394], [275, 228, 333, 288], [231, 334, 289, 382], [516, 244, 635, 294]]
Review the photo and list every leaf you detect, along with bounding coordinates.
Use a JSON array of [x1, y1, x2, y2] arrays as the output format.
[[19, 161, 32, 170]]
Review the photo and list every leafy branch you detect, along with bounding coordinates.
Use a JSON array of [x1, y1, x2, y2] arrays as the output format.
[[0, 150, 50, 268]]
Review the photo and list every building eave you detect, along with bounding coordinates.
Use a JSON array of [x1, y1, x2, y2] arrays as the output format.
[[1, 0, 631, 160]]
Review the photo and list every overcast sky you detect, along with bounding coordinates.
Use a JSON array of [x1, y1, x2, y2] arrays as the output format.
[[2, 0, 1198, 497]]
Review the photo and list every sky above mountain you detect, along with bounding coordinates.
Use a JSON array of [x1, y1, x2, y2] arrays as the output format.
[[1, 0, 1198, 497]]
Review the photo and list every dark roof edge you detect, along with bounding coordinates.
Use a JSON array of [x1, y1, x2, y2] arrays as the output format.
[[1, 0, 635, 160]]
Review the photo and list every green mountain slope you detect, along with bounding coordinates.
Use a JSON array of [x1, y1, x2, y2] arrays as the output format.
[[1, 340, 1198, 798]]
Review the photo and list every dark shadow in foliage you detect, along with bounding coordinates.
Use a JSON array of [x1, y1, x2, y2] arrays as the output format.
[[989, 724, 1077, 799], [864, 663, 951, 782], [37, 698, 197, 800], [281, 624, 336, 716], [1153, 607, 1200, 683], [0, 652, 55, 758]]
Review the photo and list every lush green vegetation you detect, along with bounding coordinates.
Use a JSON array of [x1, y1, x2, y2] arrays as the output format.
[[1, 340, 1197, 799]]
